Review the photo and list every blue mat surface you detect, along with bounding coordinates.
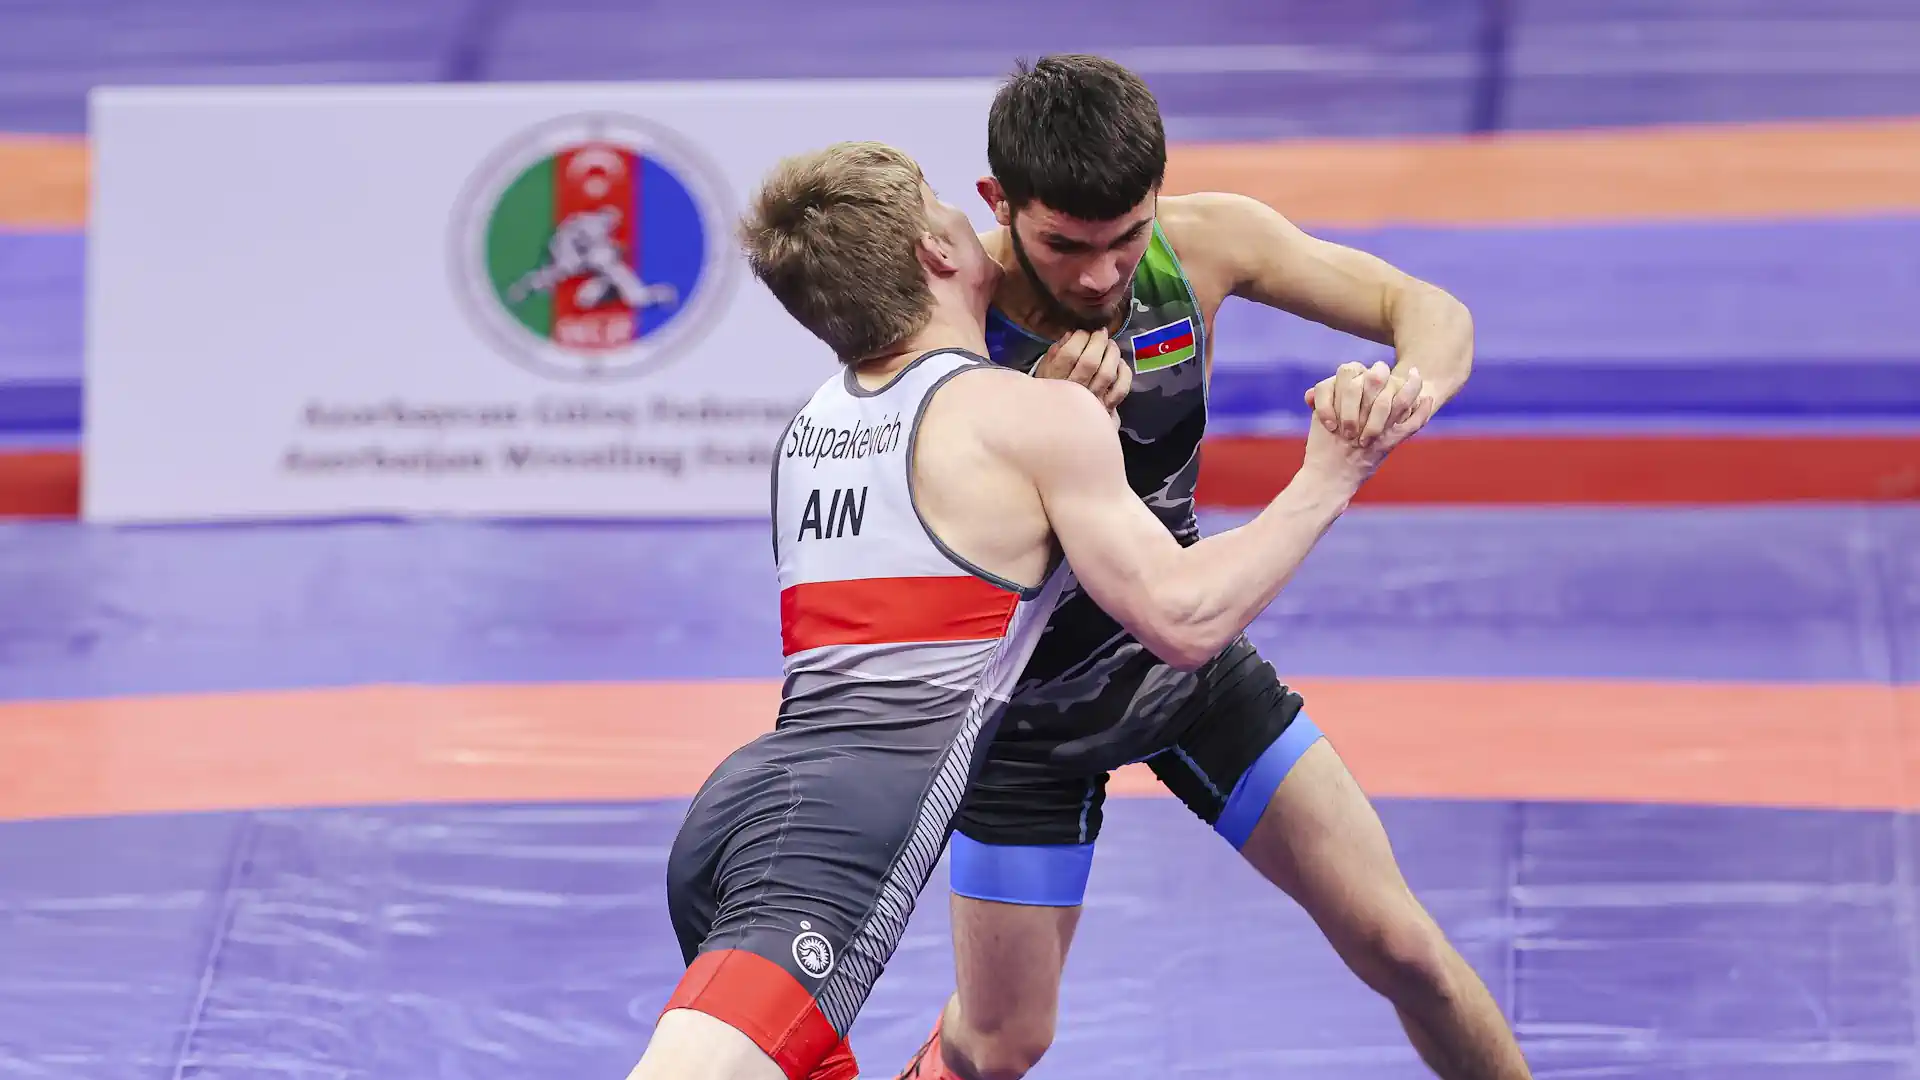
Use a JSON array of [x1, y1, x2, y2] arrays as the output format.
[[3, 505, 1917, 702], [3, 501, 1918, 1078], [3, 795, 1914, 1079]]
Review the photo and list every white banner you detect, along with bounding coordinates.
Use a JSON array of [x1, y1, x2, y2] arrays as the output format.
[[83, 79, 1001, 522]]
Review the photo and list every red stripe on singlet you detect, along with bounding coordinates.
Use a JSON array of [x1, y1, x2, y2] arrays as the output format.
[[780, 575, 1019, 656]]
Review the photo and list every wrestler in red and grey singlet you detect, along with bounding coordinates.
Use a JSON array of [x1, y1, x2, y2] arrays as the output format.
[[663, 347, 1069, 1080]]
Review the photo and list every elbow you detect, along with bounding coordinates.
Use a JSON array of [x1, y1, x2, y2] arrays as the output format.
[[1139, 587, 1229, 672], [1452, 295, 1475, 380], [1155, 636, 1216, 673], [1394, 281, 1474, 403], [1094, 571, 1232, 672], [1437, 286, 1475, 383]]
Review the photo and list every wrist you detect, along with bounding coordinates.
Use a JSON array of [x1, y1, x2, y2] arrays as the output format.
[[1286, 461, 1360, 514]]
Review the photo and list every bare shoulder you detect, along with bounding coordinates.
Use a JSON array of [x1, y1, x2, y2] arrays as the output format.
[[941, 363, 1105, 425], [1154, 192, 1282, 299], [1159, 190, 1282, 234], [937, 365, 1110, 458]]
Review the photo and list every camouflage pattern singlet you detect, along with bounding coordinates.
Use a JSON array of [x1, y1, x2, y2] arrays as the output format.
[[982, 221, 1215, 770]]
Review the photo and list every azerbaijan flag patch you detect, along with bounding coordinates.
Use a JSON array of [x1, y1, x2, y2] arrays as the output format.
[[1130, 317, 1198, 372]]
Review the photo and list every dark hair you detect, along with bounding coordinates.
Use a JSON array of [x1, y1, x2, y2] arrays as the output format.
[[986, 54, 1167, 222]]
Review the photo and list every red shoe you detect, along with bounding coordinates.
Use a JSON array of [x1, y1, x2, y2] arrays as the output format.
[[893, 1015, 948, 1080]]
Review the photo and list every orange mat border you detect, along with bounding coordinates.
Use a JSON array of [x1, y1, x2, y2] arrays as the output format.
[[1, 679, 1915, 822], [8, 116, 1920, 230], [1165, 117, 1920, 227], [0, 136, 88, 230]]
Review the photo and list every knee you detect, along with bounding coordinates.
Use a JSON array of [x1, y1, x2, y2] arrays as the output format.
[[945, 1015, 1055, 1080], [1337, 908, 1457, 1006]]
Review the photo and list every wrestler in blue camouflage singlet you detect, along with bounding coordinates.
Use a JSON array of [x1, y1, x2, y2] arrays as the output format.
[[956, 222, 1316, 861], [982, 222, 1212, 767]]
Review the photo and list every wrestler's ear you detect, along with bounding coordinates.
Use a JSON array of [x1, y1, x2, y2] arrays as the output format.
[[977, 177, 1011, 227], [916, 231, 962, 278]]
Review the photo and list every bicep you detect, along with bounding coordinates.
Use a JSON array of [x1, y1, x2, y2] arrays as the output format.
[[1016, 390, 1185, 634], [1212, 193, 1402, 346]]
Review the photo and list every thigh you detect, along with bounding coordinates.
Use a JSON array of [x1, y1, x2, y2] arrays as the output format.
[[630, 1009, 789, 1080], [1238, 736, 1430, 952], [948, 737, 1105, 907], [1145, 638, 1322, 848], [951, 736, 1111, 906], [665, 720, 976, 1079], [942, 736, 1107, 1032], [959, 728, 1113, 850]]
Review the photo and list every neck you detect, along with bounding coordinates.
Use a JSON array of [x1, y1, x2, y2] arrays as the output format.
[[983, 228, 1125, 339], [850, 306, 988, 385]]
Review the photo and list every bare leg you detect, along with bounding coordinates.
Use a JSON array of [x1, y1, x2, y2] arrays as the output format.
[[1239, 738, 1531, 1080], [898, 895, 1081, 1080], [626, 1009, 788, 1080]]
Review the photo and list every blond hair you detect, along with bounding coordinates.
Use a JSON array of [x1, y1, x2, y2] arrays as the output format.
[[738, 141, 934, 362]]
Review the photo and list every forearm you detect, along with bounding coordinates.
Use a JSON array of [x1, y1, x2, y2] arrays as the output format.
[[1388, 283, 1474, 406], [1148, 467, 1355, 668]]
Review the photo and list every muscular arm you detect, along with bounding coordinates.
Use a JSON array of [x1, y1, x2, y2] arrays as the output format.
[[997, 379, 1358, 671], [1181, 192, 1475, 407]]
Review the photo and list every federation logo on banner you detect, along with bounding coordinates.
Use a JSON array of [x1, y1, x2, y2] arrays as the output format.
[[452, 113, 735, 382]]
